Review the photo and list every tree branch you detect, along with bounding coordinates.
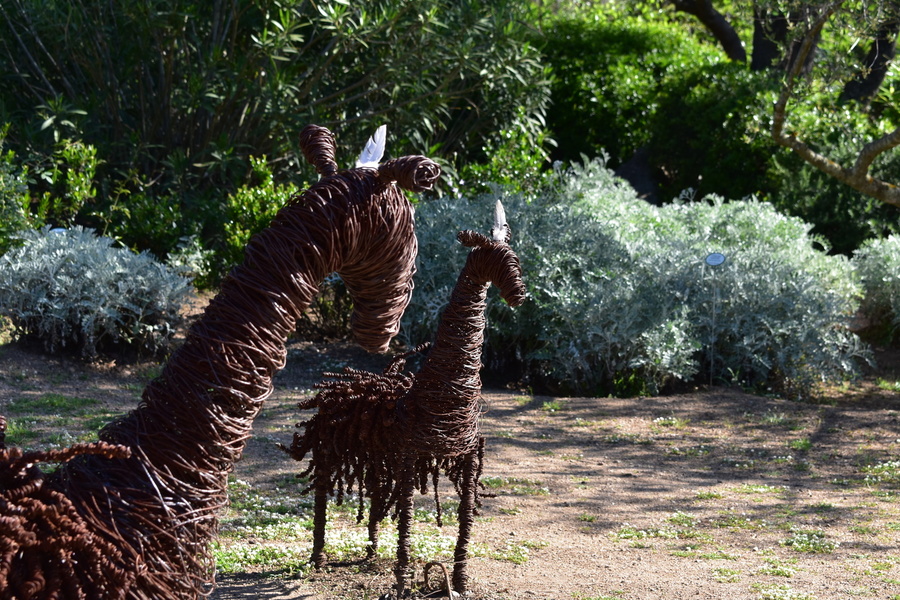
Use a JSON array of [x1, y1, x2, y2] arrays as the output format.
[[772, 1, 900, 208]]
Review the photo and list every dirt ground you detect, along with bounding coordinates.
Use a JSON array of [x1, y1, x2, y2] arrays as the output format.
[[1, 335, 899, 600]]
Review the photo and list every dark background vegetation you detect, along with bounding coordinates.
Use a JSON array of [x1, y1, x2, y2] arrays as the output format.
[[2, 0, 899, 262]]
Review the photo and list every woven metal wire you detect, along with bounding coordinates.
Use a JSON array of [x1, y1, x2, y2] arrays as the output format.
[[0, 415, 136, 599], [286, 228, 525, 595], [0, 125, 438, 600]]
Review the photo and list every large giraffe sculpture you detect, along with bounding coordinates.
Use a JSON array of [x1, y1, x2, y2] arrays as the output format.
[[0, 125, 439, 599], [285, 201, 526, 596]]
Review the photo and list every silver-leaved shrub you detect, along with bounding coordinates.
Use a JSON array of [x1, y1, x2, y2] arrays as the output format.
[[403, 158, 867, 399], [852, 234, 900, 343], [0, 226, 194, 358]]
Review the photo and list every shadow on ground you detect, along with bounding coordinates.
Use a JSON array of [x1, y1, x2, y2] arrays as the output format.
[[211, 573, 315, 600]]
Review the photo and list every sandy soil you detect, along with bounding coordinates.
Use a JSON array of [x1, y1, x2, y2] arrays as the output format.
[[1, 338, 898, 600]]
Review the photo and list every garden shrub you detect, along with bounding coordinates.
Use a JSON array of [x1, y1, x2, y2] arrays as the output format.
[[29, 138, 100, 228], [220, 157, 300, 270], [404, 159, 866, 399], [0, 127, 33, 255], [0, 226, 194, 358], [97, 189, 194, 261], [852, 235, 900, 343]]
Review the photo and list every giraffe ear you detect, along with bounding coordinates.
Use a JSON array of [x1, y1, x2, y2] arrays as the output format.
[[299, 124, 337, 177]]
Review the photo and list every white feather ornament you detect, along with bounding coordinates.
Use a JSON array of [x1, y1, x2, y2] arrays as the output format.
[[356, 125, 387, 168]]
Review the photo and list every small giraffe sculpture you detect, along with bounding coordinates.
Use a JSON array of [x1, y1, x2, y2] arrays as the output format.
[[285, 201, 526, 596], [0, 125, 438, 599]]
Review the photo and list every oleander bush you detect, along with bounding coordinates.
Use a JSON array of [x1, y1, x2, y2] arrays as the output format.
[[403, 159, 867, 398], [0, 0, 548, 264], [852, 235, 900, 343], [0, 226, 194, 358]]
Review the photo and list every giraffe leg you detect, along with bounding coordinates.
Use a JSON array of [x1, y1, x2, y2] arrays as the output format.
[[452, 453, 477, 594], [311, 484, 328, 569], [393, 468, 415, 596], [366, 495, 382, 560]]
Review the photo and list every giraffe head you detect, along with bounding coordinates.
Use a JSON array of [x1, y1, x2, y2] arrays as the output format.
[[291, 124, 441, 352], [457, 201, 526, 308]]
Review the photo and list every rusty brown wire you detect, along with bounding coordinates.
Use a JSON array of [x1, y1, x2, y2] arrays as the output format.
[[0, 418, 136, 600], [285, 226, 525, 596], [0, 125, 438, 599]]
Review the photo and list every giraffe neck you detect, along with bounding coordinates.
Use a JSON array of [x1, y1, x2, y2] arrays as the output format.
[[404, 258, 491, 455], [416, 271, 490, 399]]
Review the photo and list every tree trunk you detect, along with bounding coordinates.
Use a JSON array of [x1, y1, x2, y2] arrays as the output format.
[[840, 17, 900, 107], [671, 0, 746, 62], [751, 7, 788, 70], [751, 7, 819, 74]]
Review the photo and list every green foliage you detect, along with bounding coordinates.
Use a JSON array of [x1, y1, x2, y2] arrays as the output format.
[[649, 62, 778, 200], [539, 10, 779, 202], [0, 126, 34, 254], [0, 226, 193, 358], [458, 125, 555, 195], [221, 156, 298, 269], [29, 138, 100, 227], [539, 6, 900, 254], [404, 159, 866, 398], [97, 189, 198, 264], [0, 0, 549, 260], [852, 234, 900, 343], [8, 394, 99, 415], [541, 14, 723, 165]]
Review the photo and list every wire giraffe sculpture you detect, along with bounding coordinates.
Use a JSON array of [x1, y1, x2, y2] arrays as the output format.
[[0, 125, 439, 600], [285, 201, 526, 596]]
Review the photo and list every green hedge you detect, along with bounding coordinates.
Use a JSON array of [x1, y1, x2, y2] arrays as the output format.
[[542, 15, 723, 167]]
